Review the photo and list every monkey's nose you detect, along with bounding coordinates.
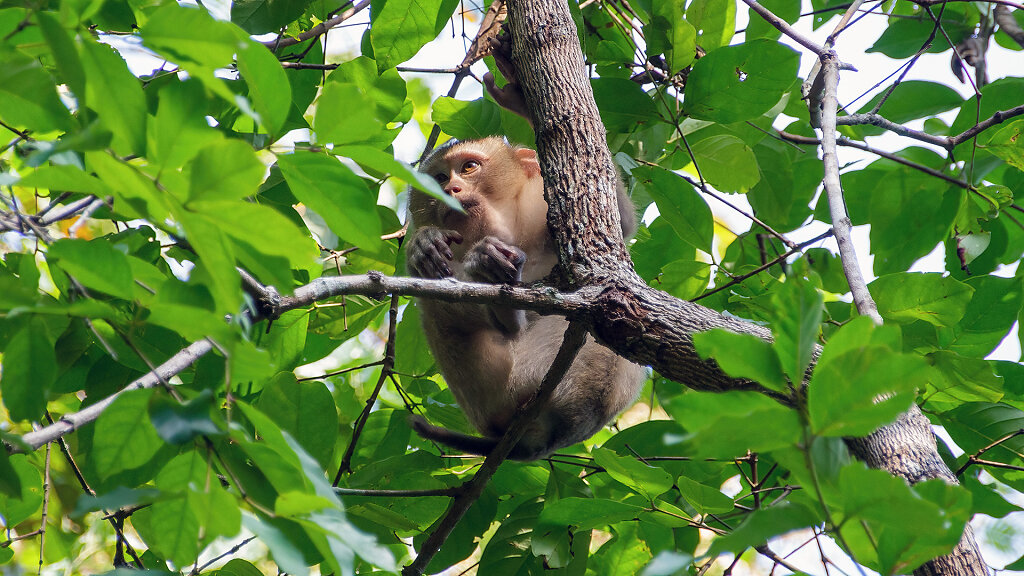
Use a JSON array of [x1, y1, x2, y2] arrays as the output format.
[[446, 185, 461, 195]]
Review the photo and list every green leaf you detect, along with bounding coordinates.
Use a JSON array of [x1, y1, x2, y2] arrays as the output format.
[[984, 118, 1024, 171], [18, 164, 113, 197], [72, 486, 162, 516], [37, 11, 86, 104], [592, 78, 660, 131], [838, 465, 970, 575], [745, 0, 800, 41], [708, 501, 819, 555], [689, 134, 760, 193], [809, 345, 927, 436], [86, 151, 170, 222], [313, 82, 383, 145], [771, 280, 822, 386], [215, 558, 265, 576], [676, 475, 734, 514], [853, 81, 963, 137], [187, 140, 266, 203], [256, 372, 338, 467], [141, 4, 240, 70], [693, 329, 787, 392], [685, 0, 736, 51], [592, 448, 673, 500], [2, 318, 56, 421], [337, 145, 458, 211], [664, 391, 802, 457], [0, 456, 43, 528], [657, 258, 712, 300], [175, 210, 241, 313], [682, 39, 799, 123], [645, 2, 696, 72], [940, 402, 1024, 465], [370, 0, 455, 72], [232, 0, 313, 34], [152, 79, 223, 170], [431, 97, 503, 140], [643, 552, 694, 576], [633, 165, 713, 252], [327, 56, 408, 125], [0, 450, 21, 497], [149, 390, 221, 444], [276, 151, 383, 250], [538, 497, 643, 530], [144, 454, 204, 567], [594, 522, 651, 576], [946, 275, 1024, 357], [236, 40, 291, 136], [241, 514, 311, 575], [78, 38, 147, 155], [871, 273, 973, 327], [0, 52, 72, 133], [868, 17, 971, 58], [48, 238, 135, 300], [950, 78, 1024, 153], [928, 351, 1004, 404], [92, 389, 166, 481]]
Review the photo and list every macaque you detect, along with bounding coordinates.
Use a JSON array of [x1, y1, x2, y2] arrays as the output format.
[[406, 135, 645, 460]]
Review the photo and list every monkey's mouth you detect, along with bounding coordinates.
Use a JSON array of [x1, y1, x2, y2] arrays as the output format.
[[441, 198, 480, 224]]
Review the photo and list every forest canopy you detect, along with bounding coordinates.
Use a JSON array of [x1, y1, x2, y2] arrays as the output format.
[[0, 0, 1022, 575]]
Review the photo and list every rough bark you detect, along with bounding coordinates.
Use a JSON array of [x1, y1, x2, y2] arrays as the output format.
[[504, 1, 988, 575]]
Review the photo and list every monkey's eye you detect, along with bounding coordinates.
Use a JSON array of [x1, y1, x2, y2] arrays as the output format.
[[433, 173, 449, 184], [461, 160, 480, 174]]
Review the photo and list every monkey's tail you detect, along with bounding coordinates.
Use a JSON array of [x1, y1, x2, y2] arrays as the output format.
[[409, 415, 537, 460]]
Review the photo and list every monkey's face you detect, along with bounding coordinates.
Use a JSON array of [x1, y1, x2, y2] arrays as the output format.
[[412, 138, 542, 250]]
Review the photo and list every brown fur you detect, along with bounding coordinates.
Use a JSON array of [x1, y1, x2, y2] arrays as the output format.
[[406, 137, 644, 460]]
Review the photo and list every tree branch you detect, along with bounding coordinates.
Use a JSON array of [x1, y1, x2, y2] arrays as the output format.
[[16, 339, 214, 451], [261, 0, 371, 50]]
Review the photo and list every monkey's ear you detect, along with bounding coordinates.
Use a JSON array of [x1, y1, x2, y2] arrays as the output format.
[[515, 147, 541, 178]]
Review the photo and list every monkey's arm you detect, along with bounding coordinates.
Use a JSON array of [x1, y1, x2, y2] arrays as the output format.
[[408, 227, 526, 334]]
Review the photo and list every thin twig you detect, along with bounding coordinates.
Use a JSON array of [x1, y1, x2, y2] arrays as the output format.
[[693, 230, 833, 302], [402, 323, 589, 575], [818, 55, 882, 324], [777, 131, 968, 189], [334, 485, 465, 497], [955, 428, 1024, 476], [261, 0, 371, 49], [335, 293, 400, 482]]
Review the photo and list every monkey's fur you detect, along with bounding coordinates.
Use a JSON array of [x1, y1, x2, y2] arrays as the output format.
[[406, 137, 645, 460]]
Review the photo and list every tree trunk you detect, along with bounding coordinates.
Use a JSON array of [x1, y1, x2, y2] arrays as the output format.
[[504, 1, 989, 575]]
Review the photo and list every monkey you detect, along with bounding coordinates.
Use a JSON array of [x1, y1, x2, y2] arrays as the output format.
[[405, 136, 645, 460]]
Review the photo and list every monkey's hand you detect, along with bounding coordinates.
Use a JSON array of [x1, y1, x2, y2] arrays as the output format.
[[463, 236, 526, 284], [407, 226, 463, 279]]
